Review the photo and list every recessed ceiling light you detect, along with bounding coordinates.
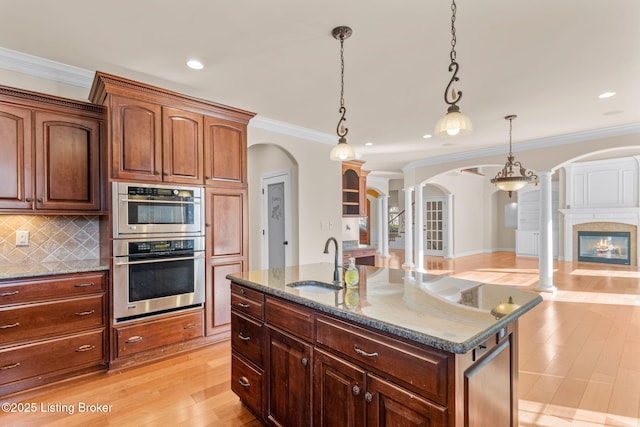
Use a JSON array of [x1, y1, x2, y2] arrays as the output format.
[[364, 142, 373, 146], [186, 59, 204, 70], [423, 134, 433, 139], [598, 91, 616, 99]]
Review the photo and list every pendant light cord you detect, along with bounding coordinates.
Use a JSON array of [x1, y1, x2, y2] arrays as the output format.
[[337, 33, 348, 138]]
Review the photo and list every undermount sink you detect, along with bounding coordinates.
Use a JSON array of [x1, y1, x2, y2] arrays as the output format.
[[287, 280, 343, 294]]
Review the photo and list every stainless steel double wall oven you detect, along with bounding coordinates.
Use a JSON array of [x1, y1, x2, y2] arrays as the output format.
[[112, 182, 205, 322]]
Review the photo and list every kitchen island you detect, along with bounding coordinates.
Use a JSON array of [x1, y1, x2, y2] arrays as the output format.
[[227, 263, 542, 426]]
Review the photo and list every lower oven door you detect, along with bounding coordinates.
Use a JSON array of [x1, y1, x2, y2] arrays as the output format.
[[113, 243, 205, 321]]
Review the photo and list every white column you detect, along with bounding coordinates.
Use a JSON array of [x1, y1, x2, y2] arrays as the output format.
[[414, 183, 425, 272], [376, 196, 384, 255], [402, 188, 414, 268], [536, 171, 556, 293], [444, 193, 454, 259], [381, 196, 390, 258]]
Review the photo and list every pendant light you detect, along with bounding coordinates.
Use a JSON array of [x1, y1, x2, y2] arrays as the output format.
[[434, 0, 473, 138], [491, 115, 538, 198], [329, 26, 356, 161]]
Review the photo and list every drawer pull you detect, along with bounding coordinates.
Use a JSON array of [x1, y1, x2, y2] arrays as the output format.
[[1, 362, 20, 370], [354, 344, 379, 358], [74, 310, 95, 316], [125, 336, 143, 344], [301, 357, 309, 367], [74, 282, 95, 288], [183, 323, 196, 330], [75, 344, 95, 352], [0, 322, 20, 329], [237, 302, 250, 308], [238, 376, 251, 388], [240, 289, 246, 295], [365, 392, 373, 403], [0, 290, 19, 297], [352, 385, 361, 396], [238, 332, 251, 341]]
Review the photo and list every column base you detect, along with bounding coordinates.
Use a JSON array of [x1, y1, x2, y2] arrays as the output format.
[[402, 262, 415, 269], [535, 283, 557, 294]]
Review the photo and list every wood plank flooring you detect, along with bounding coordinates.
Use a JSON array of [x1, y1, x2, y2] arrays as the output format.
[[2, 251, 639, 426]]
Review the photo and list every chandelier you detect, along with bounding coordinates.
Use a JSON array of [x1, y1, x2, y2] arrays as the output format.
[[434, 0, 472, 138], [329, 26, 356, 161], [491, 115, 538, 197]]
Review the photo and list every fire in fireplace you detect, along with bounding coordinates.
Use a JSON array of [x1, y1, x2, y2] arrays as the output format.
[[577, 231, 631, 265]]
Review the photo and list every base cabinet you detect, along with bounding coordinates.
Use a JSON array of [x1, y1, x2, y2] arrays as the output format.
[[230, 281, 519, 426]]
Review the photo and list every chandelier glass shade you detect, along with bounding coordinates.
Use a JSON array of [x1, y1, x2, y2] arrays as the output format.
[[435, 0, 472, 138], [491, 115, 538, 197], [330, 26, 355, 162]]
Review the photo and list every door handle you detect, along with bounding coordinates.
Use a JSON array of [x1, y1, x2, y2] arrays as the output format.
[[283, 241, 289, 245]]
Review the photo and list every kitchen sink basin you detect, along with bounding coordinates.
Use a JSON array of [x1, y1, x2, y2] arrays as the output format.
[[287, 280, 343, 294]]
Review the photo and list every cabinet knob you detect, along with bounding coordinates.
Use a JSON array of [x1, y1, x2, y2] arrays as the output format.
[[352, 385, 361, 396], [301, 357, 309, 367], [37, 198, 43, 203], [25, 198, 32, 203], [365, 392, 373, 403], [163, 172, 169, 176]]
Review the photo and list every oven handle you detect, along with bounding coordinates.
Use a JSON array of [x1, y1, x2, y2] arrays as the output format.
[[114, 255, 204, 266], [120, 199, 200, 205]]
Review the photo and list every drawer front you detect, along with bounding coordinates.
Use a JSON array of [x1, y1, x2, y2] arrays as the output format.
[[0, 272, 106, 305], [265, 296, 314, 341], [0, 295, 105, 345], [316, 315, 449, 405], [230, 284, 264, 320], [231, 352, 264, 418], [231, 311, 263, 367], [116, 310, 203, 357], [0, 328, 105, 385]]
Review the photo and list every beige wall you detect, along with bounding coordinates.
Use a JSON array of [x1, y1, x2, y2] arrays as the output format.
[[0, 68, 89, 100], [248, 126, 342, 267], [247, 143, 299, 270]]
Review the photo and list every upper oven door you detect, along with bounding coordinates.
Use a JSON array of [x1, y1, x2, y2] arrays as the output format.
[[113, 182, 203, 237]]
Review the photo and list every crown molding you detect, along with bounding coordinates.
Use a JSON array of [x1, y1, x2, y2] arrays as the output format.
[[249, 115, 336, 145], [0, 46, 94, 88], [403, 123, 640, 173]]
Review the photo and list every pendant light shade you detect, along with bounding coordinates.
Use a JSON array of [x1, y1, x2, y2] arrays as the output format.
[[491, 115, 538, 197], [435, 0, 472, 138], [330, 26, 355, 161]]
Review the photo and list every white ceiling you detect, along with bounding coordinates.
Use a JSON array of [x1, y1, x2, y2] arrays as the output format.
[[1, 0, 639, 175]]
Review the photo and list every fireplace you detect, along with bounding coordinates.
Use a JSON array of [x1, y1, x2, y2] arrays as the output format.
[[577, 231, 631, 265]]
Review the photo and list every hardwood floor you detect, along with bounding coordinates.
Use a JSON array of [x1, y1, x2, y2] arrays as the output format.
[[2, 251, 639, 426]]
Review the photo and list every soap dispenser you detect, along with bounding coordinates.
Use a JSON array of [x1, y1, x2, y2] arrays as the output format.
[[344, 257, 359, 288]]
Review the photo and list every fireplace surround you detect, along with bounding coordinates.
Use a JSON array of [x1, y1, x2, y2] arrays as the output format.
[[577, 231, 631, 265]]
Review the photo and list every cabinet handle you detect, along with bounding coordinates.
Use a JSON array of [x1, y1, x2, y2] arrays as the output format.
[[37, 198, 43, 203], [205, 223, 211, 227], [0, 322, 20, 329], [354, 344, 379, 358], [74, 282, 95, 288], [163, 172, 169, 176], [125, 336, 143, 344], [183, 323, 196, 330], [238, 332, 251, 341], [301, 357, 309, 367], [75, 344, 95, 352], [240, 289, 246, 295], [25, 197, 33, 202], [74, 310, 95, 316], [1, 362, 20, 370], [205, 176, 212, 180], [238, 376, 251, 387], [237, 302, 250, 308], [365, 392, 373, 403], [0, 290, 19, 297], [352, 385, 361, 396]]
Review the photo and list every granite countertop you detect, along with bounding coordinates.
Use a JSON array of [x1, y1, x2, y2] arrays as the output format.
[[227, 263, 542, 354], [0, 259, 110, 281]]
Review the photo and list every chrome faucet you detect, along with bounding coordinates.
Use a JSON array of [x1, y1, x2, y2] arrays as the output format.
[[323, 237, 341, 285]]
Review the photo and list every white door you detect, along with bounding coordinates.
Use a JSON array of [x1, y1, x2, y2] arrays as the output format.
[[424, 196, 448, 256], [262, 172, 291, 269]]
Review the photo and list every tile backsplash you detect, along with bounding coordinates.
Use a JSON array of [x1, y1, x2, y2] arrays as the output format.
[[0, 215, 100, 264]]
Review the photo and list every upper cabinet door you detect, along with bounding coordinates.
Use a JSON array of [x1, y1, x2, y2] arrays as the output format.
[[111, 96, 162, 182], [0, 105, 33, 209], [34, 111, 101, 211], [203, 116, 247, 187], [162, 107, 203, 185]]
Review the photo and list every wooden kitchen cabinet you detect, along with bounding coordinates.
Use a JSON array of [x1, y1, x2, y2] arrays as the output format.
[[0, 86, 103, 213], [342, 160, 367, 217], [203, 116, 247, 186], [0, 271, 108, 395]]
